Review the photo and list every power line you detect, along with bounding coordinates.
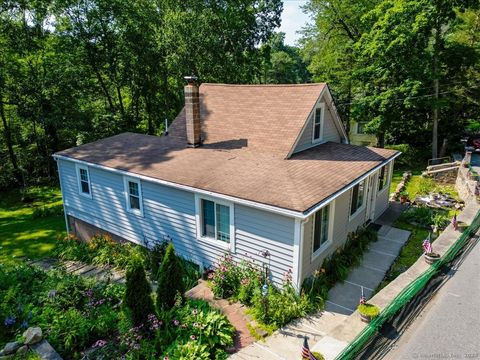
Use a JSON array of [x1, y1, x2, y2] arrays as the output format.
[[335, 84, 480, 106]]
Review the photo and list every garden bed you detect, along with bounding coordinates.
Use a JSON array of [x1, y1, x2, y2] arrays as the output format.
[[0, 263, 234, 360]]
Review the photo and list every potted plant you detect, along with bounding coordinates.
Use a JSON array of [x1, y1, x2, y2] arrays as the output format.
[[358, 303, 380, 323], [399, 190, 409, 204], [456, 221, 468, 233], [424, 251, 440, 265]]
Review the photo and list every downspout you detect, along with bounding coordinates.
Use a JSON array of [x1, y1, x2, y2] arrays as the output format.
[[55, 158, 70, 240], [293, 218, 307, 292]]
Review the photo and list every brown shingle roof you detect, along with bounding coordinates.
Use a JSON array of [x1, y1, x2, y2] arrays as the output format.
[[168, 83, 327, 158], [56, 132, 398, 213]]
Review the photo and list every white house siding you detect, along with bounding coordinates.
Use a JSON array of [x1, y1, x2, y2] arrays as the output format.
[[293, 95, 342, 154], [300, 188, 368, 281], [58, 159, 295, 285]]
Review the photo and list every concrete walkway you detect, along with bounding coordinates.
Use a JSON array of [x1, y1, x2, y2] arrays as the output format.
[[230, 222, 411, 360], [325, 225, 410, 315]]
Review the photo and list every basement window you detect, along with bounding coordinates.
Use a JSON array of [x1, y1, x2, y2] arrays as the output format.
[[76, 164, 92, 198], [124, 177, 143, 216]]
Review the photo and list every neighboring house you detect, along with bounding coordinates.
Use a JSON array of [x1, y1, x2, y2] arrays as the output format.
[[54, 79, 399, 289], [349, 120, 378, 147]]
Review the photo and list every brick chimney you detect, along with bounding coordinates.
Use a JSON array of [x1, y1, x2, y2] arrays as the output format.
[[184, 75, 201, 147]]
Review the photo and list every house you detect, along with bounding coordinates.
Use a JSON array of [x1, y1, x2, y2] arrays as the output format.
[[53, 78, 399, 289], [349, 120, 378, 147]]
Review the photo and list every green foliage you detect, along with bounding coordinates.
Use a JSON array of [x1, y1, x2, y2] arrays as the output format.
[[250, 276, 317, 328], [124, 258, 154, 326], [149, 242, 169, 277], [0, 0, 283, 189], [0, 263, 233, 359], [31, 204, 64, 219], [357, 303, 380, 318], [156, 243, 185, 310]]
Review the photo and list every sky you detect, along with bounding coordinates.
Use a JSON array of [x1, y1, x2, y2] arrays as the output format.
[[279, 0, 311, 46]]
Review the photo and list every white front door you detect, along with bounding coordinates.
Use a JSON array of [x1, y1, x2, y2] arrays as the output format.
[[365, 174, 377, 222]]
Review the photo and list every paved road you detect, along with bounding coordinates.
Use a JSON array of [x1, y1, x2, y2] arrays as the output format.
[[385, 239, 480, 360]]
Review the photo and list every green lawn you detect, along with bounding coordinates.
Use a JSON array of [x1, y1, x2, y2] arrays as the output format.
[[0, 186, 65, 263]]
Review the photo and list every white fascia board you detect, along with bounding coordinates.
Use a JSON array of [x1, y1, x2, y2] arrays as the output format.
[[53, 154, 305, 219], [302, 151, 401, 218]]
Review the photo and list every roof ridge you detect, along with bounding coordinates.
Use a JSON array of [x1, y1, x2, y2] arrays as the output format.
[[200, 83, 326, 88]]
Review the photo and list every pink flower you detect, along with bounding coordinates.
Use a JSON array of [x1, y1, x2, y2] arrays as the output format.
[[163, 357, 169, 360], [190, 335, 196, 340], [173, 319, 179, 326], [93, 340, 107, 348]]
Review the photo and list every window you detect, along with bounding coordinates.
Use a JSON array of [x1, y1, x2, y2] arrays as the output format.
[[195, 195, 234, 250], [350, 180, 365, 216], [76, 165, 92, 198], [378, 164, 390, 192], [312, 104, 324, 142], [356, 121, 368, 134], [124, 177, 143, 216], [201, 199, 230, 242], [313, 204, 331, 255]]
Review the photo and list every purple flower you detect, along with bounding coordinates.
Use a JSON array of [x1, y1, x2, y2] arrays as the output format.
[[163, 357, 170, 360], [48, 290, 57, 298], [4, 316, 15, 326], [93, 340, 107, 348], [190, 335, 196, 340], [172, 319, 179, 326]]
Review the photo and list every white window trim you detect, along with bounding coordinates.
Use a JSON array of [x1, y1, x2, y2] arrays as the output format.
[[311, 201, 335, 261], [75, 164, 92, 199], [377, 162, 392, 196], [311, 102, 325, 144], [349, 180, 367, 221], [194, 194, 235, 252], [123, 176, 144, 217]]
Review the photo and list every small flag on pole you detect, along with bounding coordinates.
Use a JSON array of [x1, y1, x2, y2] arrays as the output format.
[[452, 213, 458, 230], [360, 286, 366, 305], [301, 336, 317, 360], [423, 238, 432, 254]]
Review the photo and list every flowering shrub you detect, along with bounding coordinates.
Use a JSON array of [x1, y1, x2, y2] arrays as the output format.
[[209, 253, 262, 302]]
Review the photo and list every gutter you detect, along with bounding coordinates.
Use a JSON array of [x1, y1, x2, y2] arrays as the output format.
[[53, 151, 400, 220]]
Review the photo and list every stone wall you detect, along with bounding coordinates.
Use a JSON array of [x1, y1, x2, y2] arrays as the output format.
[[69, 215, 127, 244]]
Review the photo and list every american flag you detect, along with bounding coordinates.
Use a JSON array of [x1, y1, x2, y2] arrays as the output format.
[[360, 286, 366, 305], [301, 337, 317, 360], [423, 238, 432, 254], [452, 213, 457, 230]]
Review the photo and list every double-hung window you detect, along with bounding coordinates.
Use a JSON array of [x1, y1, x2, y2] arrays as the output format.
[[196, 196, 233, 250], [312, 204, 331, 257], [350, 180, 365, 216], [312, 104, 325, 142], [124, 177, 143, 216], [378, 164, 390, 192], [76, 164, 92, 198]]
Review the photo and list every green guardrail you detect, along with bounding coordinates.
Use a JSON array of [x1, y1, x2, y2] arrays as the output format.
[[335, 209, 480, 360]]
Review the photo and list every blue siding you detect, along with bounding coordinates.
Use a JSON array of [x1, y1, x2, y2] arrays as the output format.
[[58, 159, 295, 284]]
